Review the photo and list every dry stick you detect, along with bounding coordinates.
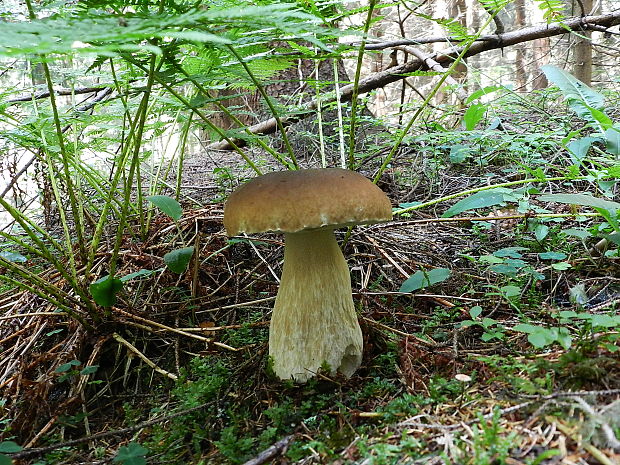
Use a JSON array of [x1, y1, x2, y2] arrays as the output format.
[[195, 296, 276, 314], [397, 45, 468, 103], [208, 11, 620, 150], [362, 317, 435, 345], [0, 311, 66, 321], [114, 308, 239, 351], [7, 85, 110, 104], [177, 321, 270, 332], [241, 435, 295, 465], [112, 332, 178, 380], [551, 417, 617, 465], [363, 234, 456, 308], [244, 233, 280, 283], [364, 234, 410, 279], [24, 397, 81, 449]]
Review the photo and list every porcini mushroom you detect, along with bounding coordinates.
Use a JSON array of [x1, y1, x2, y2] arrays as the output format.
[[223, 168, 392, 382]]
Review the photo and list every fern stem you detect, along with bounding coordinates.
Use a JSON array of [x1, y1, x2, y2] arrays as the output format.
[[393, 175, 589, 215], [172, 63, 289, 169], [333, 59, 347, 169], [315, 59, 327, 168], [226, 45, 298, 169], [23, 0, 86, 265], [109, 54, 158, 276], [347, 0, 377, 169]]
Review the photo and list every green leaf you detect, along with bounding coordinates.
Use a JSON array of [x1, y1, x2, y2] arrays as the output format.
[[493, 247, 526, 258], [469, 306, 482, 318], [463, 103, 486, 130], [534, 224, 549, 241], [558, 310, 579, 320], [465, 85, 504, 104], [146, 195, 183, 221], [489, 263, 521, 276], [528, 330, 551, 348], [513, 323, 538, 334], [590, 314, 620, 328], [604, 127, 620, 156], [566, 137, 597, 164], [119, 268, 164, 282], [399, 268, 451, 293], [606, 232, 620, 246], [89, 275, 124, 307], [541, 65, 604, 121], [0, 251, 27, 262], [588, 106, 614, 130], [538, 193, 620, 214], [80, 365, 99, 375], [449, 144, 470, 163], [538, 251, 567, 260], [481, 331, 503, 342], [479, 255, 504, 264], [0, 455, 13, 465], [561, 227, 591, 239], [55, 360, 81, 373], [398, 201, 421, 209], [500, 285, 521, 298], [113, 442, 149, 465], [551, 262, 571, 270], [556, 328, 572, 350], [0, 441, 22, 453], [46, 329, 64, 336], [460, 320, 479, 328], [443, 188, 511, 218], [163, 247, 194, 274]]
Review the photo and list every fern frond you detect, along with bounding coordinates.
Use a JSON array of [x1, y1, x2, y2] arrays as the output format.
[[478, 0, 510, 15], [535, 0, 566, 23]]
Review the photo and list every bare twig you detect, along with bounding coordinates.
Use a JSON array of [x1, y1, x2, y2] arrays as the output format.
[[113, 332, 178, 380], [242, 435, 295, 465]]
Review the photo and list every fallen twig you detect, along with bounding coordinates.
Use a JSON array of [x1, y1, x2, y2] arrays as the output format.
[[242, 434, 294, 465]]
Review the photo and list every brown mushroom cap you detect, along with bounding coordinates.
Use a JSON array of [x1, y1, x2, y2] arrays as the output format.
[[224, 168, 392, 235]]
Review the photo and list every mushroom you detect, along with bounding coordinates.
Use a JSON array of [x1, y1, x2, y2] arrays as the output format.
[[223, 168, 392, 382]]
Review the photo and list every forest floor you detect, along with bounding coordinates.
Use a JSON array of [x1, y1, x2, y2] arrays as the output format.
[[1, 109, 620, 464]]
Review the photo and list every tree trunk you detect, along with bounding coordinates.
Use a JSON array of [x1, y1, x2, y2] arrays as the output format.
[[572, 0, 594, 85], [530, 3, 550, 90], [514, 0, 527, 90]]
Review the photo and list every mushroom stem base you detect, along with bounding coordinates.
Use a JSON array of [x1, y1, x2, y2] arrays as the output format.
[[269, 228, 363, 383]]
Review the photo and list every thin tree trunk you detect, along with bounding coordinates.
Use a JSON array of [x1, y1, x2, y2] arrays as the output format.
[[572, 0, 594, 85], [514, 0, 527, 90]]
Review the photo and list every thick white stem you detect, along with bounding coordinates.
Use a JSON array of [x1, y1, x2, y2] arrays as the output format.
[[269, 228, 363, 382]]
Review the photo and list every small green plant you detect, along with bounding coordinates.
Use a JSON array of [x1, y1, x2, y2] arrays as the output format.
[[514, 310, 620, 351], [468, 407, 518, 465], [478, 247, 544, 282], [460, 306, 506, 341], [0, 441, 22, 465], [399, 267, 451, 293], [54, 360, 99, 383], [214, 427, 255, 464], [113, 442, 149, 465]]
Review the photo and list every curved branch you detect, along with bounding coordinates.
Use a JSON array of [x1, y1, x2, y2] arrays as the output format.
[[208, 11, 620, 151]]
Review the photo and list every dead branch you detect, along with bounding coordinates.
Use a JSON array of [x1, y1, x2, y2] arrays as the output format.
[[208, 11, 620, 151], [241, 435, 294, 465], [7, 85, 110, 104]]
